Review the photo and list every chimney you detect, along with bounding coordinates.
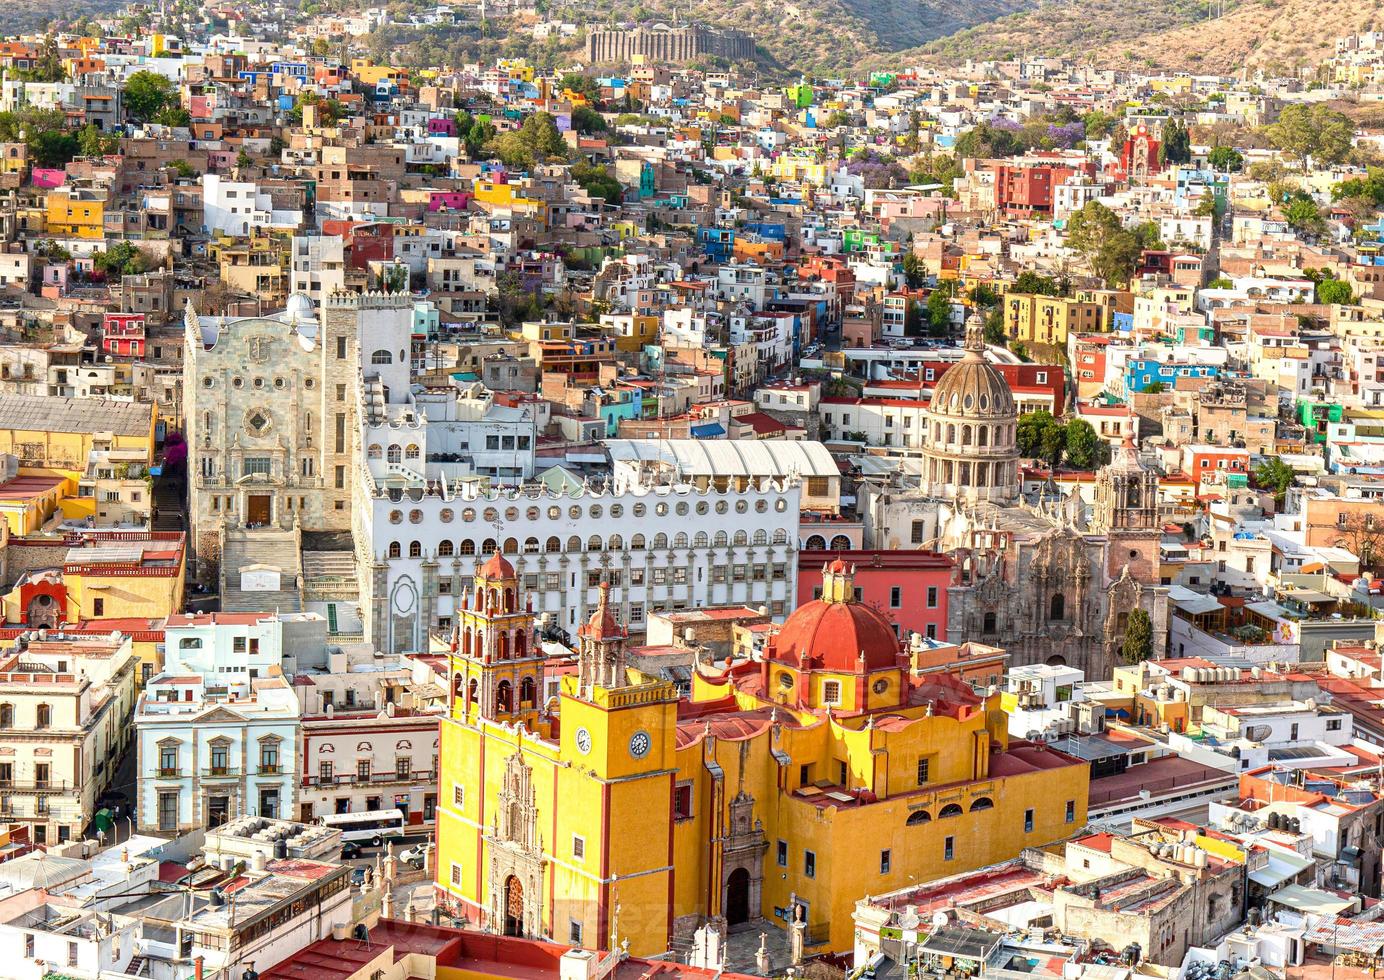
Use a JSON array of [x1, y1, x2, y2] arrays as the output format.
[[194, 956, 205, 980]]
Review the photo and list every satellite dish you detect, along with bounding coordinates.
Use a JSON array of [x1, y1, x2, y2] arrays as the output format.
[[932, 911, 950, 930], [899, 911, 921, 930]]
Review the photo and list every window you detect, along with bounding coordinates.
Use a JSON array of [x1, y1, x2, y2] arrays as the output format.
[[1024, 808, 1035, 832], [777, 840, 788, 867], [822, 680, 841, 705], [371, 349, 393, 364], [916, 758, 930, 785], [1066, 800, 1076, 823], [944, 836, 954, 861], [880, 850, 891, 875], [24, 934, 33, 958], [1327, 718, 1343, 732], [158, 791, 177, 831], [243, 457, 272, 477], [35, 704, 50, 729], [572, 835, 585, 860], [673, 783, 693, 820], [67, 940, 78, 967], [569, 921, 583, 945], [890, 586, 902, 608], [451, 863, 462, 885], [260, 742, 280, 773], [93, 598, 104, 616], [927, 586, 939, 608], [453, 785, 464, 807], [804, 850, 816, 878], [159, 745, 178, 774]]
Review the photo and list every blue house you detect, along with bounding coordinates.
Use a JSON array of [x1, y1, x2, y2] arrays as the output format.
[[1125, 358, 1220, 392], [699, 228, 735, 263]]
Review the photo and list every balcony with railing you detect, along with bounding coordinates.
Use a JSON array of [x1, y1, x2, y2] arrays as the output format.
[[302, 768, 434, 788]]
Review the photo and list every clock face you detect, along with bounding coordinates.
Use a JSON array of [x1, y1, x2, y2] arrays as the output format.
[[629, 730, 652, 760], [575, 727, 593, 755]]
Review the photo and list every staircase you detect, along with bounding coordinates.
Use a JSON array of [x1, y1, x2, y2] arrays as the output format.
[[121, 954, 149, 977], [151, 473, 185, 533], [219, 525, 303, 613], [302, 549, 359, 601]]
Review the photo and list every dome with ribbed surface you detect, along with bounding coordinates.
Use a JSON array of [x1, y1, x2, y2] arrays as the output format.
[[769, 561, 900, 673]]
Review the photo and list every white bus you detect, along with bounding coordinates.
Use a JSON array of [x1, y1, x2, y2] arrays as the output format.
[[317, 808, 407, 846]]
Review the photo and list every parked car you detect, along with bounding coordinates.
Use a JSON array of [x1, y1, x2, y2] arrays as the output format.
[[398, 843, 429, 869], [340, 840, 362, 859], [349, 866, 368, 886]]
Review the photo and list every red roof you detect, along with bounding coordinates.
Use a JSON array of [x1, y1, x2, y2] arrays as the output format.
[[771, 595, 900, 673]]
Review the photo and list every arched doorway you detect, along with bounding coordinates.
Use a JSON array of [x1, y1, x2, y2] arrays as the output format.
[[725, 867, 751, 926], [503, 876, 524, 936]]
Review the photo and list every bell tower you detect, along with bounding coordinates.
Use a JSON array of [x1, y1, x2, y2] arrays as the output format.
[[1092, 429, 1161, 582], [575, 582, 630, 699], [449, 552, 545, 724]]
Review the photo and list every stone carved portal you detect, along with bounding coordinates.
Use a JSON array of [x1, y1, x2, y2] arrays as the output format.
[[485, 750, 545, 939], [720, 789, 767, 930]]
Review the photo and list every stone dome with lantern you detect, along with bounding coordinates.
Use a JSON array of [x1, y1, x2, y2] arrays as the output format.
[[920, 311, 1020, 505]]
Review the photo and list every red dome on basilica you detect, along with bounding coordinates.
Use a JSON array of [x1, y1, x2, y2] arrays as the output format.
[[478, 552, 515, 580], [770, 561, 901, 673]]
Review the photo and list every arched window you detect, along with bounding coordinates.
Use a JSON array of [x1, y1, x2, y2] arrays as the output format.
[[545, 536, 562, 553], [405, 444, 420, 459], [946, 423, 956, 443], [35, 704, 50, 729], [388, 542, 401, 558], [631, 534, 646, 550], [409, 541, 422, 558], [524, 537, 540, 554], [753, 529, 768, 545], [0, 704, 11, 728], [608, 534, 624, 551], [468, 678, 479, 704], [978, 426, 988, 447], [460, 539, 477, 556], [387, 445, 402, 463], [969, 797, 994, 811], [939, 803, 964, 818], [906, 810, 932, 825], [587, 535, 602, 551], [830, 534, 851, 550], [503, 537, 519, 554], [983, 611, 997, 634], [805, 535, 826, 550], [653, 533, 668, 549], [496, 680, 513, 713], [367, 444, 382, 459], [567, 535, 582, 552], [438, 540, 454, 557], [714, 530, 729, 547], [519, 676, 536, 706], [733, 530, 748, 546], [482, 537, 498, 554], [694, 531, 709, 547], [1049, 593, 1065, 621], [371, 349, 393, 364], [772, 529, 788, 544], [962, 424, 972, 444], [674, 532, 688, 548]]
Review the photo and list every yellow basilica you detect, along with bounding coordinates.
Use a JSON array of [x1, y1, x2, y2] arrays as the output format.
[[434, 554, 1090, 955]]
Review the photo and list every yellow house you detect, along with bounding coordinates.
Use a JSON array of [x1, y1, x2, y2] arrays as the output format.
[[1004, 292, 1109, 346], [435, 557, 1089, 956], [769, 154, 827, 187], [0, 394, 156, 482], [45, 188, 106, 240], [0, 473, 67, 534], [2, 530, 185, 628], [600, 312, 658, 352]]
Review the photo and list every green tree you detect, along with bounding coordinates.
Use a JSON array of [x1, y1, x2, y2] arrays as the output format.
[[123, 70, 179, 123], [970, 282, 1001, 307], [1267, 103, 1353, 167], [1317, 277, 1355, 304], [1207, 145, 1244, 172], [1120, 608, 1154, 664], [1284, 195, 1326, 238], [1017, 410, 1063, 463], [1066, 201, 1142, 287], [1207, 276, 1233, 288], [93, 241, 147, 278], [1159, 119, 1191, 165], [983, 306, 1007, 346], [571, 106, 607, 135], [823, 110, 851, 128], [926, 287, 952, 337], [1081, 109, 1120, 140], [571, 161, 623, 205], [1013, 271, 1064, 296], [1253, 456, 1296, 504], [560, 72, 601, 102], [1194, 190, 1218, 217], [901, 251, 925, 289], [27, 129, 78, 168], [77, 123, 117, 158], [1064, 419, 1109, 469]]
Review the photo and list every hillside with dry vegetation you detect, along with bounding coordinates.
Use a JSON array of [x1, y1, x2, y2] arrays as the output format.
[[916, 0, 1379, 74]]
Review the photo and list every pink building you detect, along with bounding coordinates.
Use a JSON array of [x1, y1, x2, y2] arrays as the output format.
[[798, 549, 954, 641]]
